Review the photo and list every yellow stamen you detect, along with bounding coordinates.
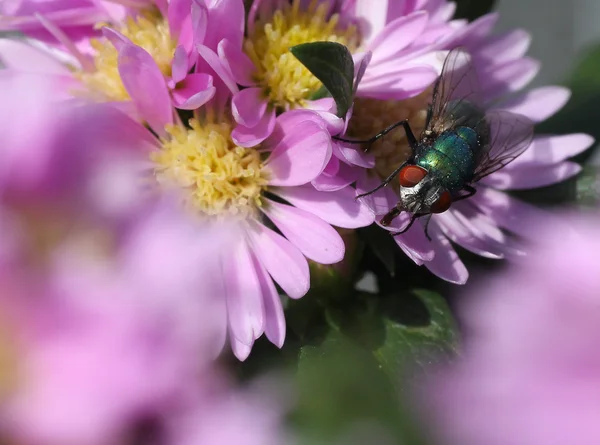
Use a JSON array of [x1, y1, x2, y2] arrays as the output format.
[[347, 91, 432, 183], [244, 0, 360, 111], [151, 113, 270, 218], [75, 11, 176, 102]]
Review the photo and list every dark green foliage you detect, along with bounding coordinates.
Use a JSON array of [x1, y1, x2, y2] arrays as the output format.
[[290, 41, 355, 117]]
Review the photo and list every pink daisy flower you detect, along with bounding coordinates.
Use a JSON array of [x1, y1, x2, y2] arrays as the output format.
[[345, 10, 594, 284], [423, 213, 600, 445], [111, 72, 373, 358], [0, 0, 219, 111], [50, 40, 370, 359]]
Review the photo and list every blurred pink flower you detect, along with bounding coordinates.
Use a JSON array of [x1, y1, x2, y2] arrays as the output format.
[[0, 0, 140, 42], [350, 8, 593, 283], [0, 76, 285, 445], [0, 0, 218, 110], [0, 207, 227, 445], [422, 214, 600, 445]]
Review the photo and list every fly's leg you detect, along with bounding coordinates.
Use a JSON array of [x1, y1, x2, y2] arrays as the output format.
[[355, 161, 408, 199], [422, 214, 433, 241], [424, 104, 433, 129], [380, 206, 402, 227], [333, 119, 419, 152], [454, 184, 477, 202], [389, 213, 425, 236]]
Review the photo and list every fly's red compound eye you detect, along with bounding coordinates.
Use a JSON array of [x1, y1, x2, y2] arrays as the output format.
[[431, 190, 452, 214], [399, 165, 427, 188]]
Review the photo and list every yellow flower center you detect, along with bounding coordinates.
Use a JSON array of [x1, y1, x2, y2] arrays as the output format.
[[75, 12, 176, 102], [244, 0, 360, 111], [150, 114, 269, 218], [346, 92, 431, 182]]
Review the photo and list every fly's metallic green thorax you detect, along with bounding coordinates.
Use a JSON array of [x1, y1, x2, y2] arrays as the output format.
[[416, 125, 481, 192]]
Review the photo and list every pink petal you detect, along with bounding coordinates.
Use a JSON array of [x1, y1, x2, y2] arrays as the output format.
[[34, 12, 94, 71], [263, 199, 345, 264], [354, 0, 388, 42], [353, 51, 372, 96], [323, 154, 340, 176], [425, 221, 469, 285], [231, 107, 276, 147], [205, 0, 245, 49], [496, 86, 570, 123], [481, 57, 540, 101], [265, 109, 328, 149], [223, 238, 265, 346], [266, 120, 331, 186], [474, 29, 531, 65], [469, 187, 549, 239], [436, 210, 504, 259], [251, 252, 286, 348], [102, 27, 129, 52], [482, 161, 581, 190], [232, 88, 267, 128], [275, 185, 375, 229], [333, 141, 375, 169], [171, 73, 216, 109], [449, 13, 499, 47], [312, 162, 359, 192], [368, 12, 428, 64], [196, 43, 238, 93], [248, 222, 310, 299], [220, 39, 256, 86], [118, 43, 173, 135], [507, 133, 593, 167], [168, 0, 191, 39], [452, 201, 524, 259], [191, 0, 208, 45], [0, 39, 70, 75], [358, 66, 438, 100], [356, 170, 398, 216], [430, 0, 455, 22], [230, 333, 254, 361], [394, 221, 435, 263], [171, 45, 189, 84]]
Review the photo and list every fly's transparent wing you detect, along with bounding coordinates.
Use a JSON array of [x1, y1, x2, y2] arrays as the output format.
[[472, 110, 534, 182], [426, 48, 486, 134]]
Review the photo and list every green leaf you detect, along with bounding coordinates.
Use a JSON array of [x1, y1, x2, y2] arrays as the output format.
[[291, 289, 455, 444], [375, 290, 458, 390], [300, 289, 457, 392], [454, 0, 496, 21], [293, 330, 430, 445], [291, 41, 354, 118], [576, 165, 600, 207]]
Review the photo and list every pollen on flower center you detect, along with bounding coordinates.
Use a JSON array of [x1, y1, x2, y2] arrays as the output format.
[[75, 12, 176, 102], [151, 116, 269, 218], [244, 0, 360, 111], [347, 92, 431, 182]]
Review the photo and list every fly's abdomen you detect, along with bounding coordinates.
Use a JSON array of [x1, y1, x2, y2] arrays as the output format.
[[416, 127, 477, 190]]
